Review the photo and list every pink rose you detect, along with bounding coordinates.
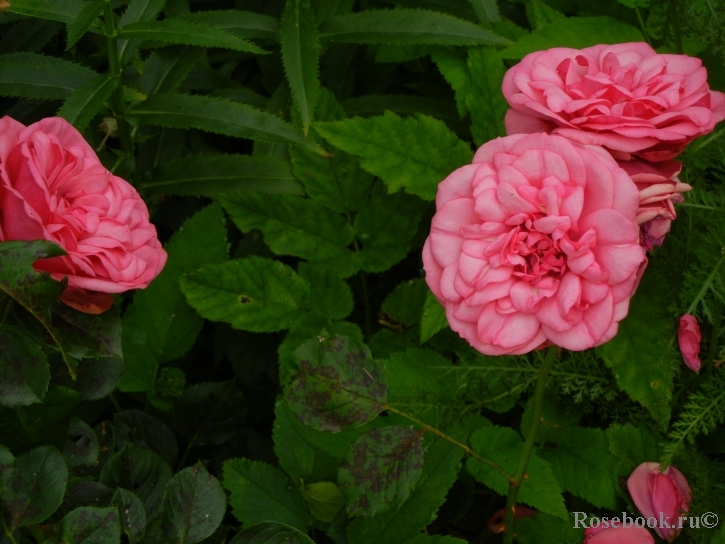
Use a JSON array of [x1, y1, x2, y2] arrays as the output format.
[[503, 42, 725, 162], [0, 116, 167, 313], [617, 160, 691, 250], [422, 133, 646, 354], [627, 462, 692, 541], [678, 314, 702, 372], [584, 525, 654, 544]]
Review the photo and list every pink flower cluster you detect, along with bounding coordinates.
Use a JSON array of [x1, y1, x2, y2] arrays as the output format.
[[423, 42, 725, 354]]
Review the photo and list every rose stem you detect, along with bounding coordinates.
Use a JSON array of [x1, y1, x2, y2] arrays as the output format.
[[103, 0, 134, 156]]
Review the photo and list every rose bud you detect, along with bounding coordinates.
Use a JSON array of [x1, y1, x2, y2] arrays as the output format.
[[0, 116, 167, 313], [584, 525, 654, 544], [488, 506, 536, 534], [678, 314, 703, 373], [627, 462, 692, 541]]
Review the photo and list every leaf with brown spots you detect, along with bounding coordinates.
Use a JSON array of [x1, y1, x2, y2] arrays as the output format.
[[338, 426, 424, 517], [61, 506, 121, 544], [285, 334, 388, 432]]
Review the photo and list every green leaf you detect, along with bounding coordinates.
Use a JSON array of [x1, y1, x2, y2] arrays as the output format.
[[538, 427, 618, 510], [285, 334, 387, 432], [58, 74, 119, 131], [161, 465, 226, 544], [114, 410, 178, 467], [52, 304, 123, 360], [63, 482, 113, 511], [117, 0, 167, 64], [63, 418, 99, 468], [298, 262, 353, 321], [141, 154, 303, 197], [515, 513, 584, 544], [500, 16, 644, 59], [432, 49, 471, 118], [129, 93, 325, 154], [74, 357, 124, 401], [65, 0, 104, 49], [181, 257, 310, 333], [1, 446, 68, 529], [117, 19, 266, 54], [315, 111, 472, 200], [467, 426, 567, 519], [111, 489, 146, 544], [219, 193, 359, 277], [176, 10, 280, 40], [281, 0, 320, 133], [420, 292, 447, 343], [171, 381, 245, 446], [598, 271, 675, 428], [467, 0, 500, 23], [607, 423, 662, 479], [381, 279, 429, 330], [525, 0, 565, 30], [61, 507, 121, 544], [119, 203, 228, 392], [0, 52, 96, 99], [301, 481, 346, 523], [231, 522, 314, 544], [273, 400, 318, 483], [5, 0, 83, 24], [0, 326, 49, 407], [347, 439, 463, 544], [466, 46, 506, 145], [340, 94, 459, 123], [617, 0, 649, 8], [137, 46, 204, 97], [223, 458, 310, 530], [319, 9, 511, 46], [339, 427, 425, 517]]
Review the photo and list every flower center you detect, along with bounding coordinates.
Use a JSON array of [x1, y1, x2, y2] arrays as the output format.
[[510, 220, 566, 283]]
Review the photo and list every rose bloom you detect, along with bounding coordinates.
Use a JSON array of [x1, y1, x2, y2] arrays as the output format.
[[627, 462, 692, 542], [0, 117, 166, 313], [422, 133, 646, 354], [584, 525, 654, 544], [678, 314, 702, 373], [503, 42, 725, 162]]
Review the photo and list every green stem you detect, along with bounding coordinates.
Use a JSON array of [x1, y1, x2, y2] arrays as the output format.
[[635, 6, 651, 45], [705, 298, 723, 367], [103, 0, 133, 155], [108, 392, 123, 413], [502, 345, 559, 544], [668, 0, 683, 53], [1, 514, 18, 544]]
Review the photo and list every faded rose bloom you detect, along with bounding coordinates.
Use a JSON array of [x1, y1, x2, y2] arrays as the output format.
[[617, 160, 691, 250], [503, 42, 725, 162], [678, 314, 703, 373], [627, 462, 692, 541], [422, 133, 646, 354], [0, 116, 167, 313], [584, 525, 654, 544]]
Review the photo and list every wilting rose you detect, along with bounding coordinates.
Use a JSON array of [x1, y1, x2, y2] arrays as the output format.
[[422, 133, 646, 354], [0, 116, 167, 313], [503, 42, 725, 162], [584, 525, 654, 544], [627, 462, 692, 541], [678, 314, 703, 373], [617, 160, 690, 250]]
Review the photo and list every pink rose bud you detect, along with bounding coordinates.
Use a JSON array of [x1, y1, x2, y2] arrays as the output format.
[[0, 116, 167, 313], [627, 462, 692, 541], [502, 42, 725, 162], [584, 525, 654, 544], [678, 314, 703, 373], [488, 506, 536, 534], [422, 133, 645, 355]]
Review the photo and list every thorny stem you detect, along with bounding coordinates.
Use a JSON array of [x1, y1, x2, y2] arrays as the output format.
[[383, 404, 515, 483], [103, 0, 133, 156], [502, 345, 559, 544]]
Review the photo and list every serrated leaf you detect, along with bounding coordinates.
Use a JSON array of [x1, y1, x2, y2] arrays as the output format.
[[285, 334, 387, 432], [117, 0, 167, 64], [432, 49, 471, 117], [1, 446, 68, 529], [65, 0, 104, 49], [129, 93, 325, 154], [467, 426, 567, 519], [516, 513, 584, 544], [5, 0, 83, 24], [223, 458, 310, 530], [298, 262, 353, 321], [525, 0, 565, 30], [117, 19, 266, 54], [176, 10, 279, 40], [339, 426, 425, 517], [420, 291, 447, 343], [219, 193, 359, 277], [181, 257, 309, 333], [539, 427, 618, 510], [301, 481, 346, 523], [74, 357, 124, 401], [52, 304, 123, 360], [500, 16, 644, 59], [171, 381, 245, 446], [61, 507, 121, 544], [63, 418, 99, 468], [137, 45, 204, 97], [0, 19, 62, 55], [111, 489, 146, 544], [468, 0, 500, 23], [119, 204, 227, 392], [466, 46, 506, 145], [381, 279, 429, 329], [114, 410, 178, 467], [319, 9, 511, 46], [281, 0, 320, 133], [274, 400, 318, 483], [231, 522, 314, 544], [0, 326, 49, 407], [58, 74, 119, 132], [161, 465, 226, 544], [315, 111, 472, 200], [141, 154, 303, 197], [347, 439, 463, 544], [0, 53, 96, 99], [607, 423, 662, 479]]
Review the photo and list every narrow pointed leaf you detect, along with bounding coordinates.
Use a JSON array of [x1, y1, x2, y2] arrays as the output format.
[[118, 0, 167, 64], [468, 0, 500, 23], [0, 53, 96, 99], [177, 10, 279, 40], [5, 0, 84, 24], [58, 74, 119, 131], [137, 46, 204, 97], [65, 0, 104, 50]]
